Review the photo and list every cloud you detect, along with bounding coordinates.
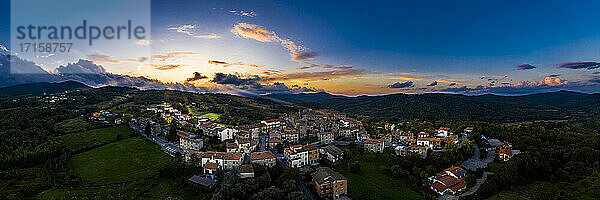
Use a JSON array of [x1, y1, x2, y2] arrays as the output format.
[[292, 51, 320, 61], [86, 53, 145, 64], [152, 64, 182, 70], [427, 81, 438, 86], [152, 52, 197, 61], [210, 73, 322, 95], [388, 81, 414, 88], [229, 10, 256, 17], [211, 73, 264, 86], [588, 78, 600, 84], [516, 64, 536, 70], [548, 74, 560, 77], [37, 53, 55, 58], [449, 83, 457, 86], [558, 62, 600, 69], [231, 23, 313, 61], [135, 40, 151, 46], [207, 60, 265, 68], [437, 76, 569, 95], [56, 59, 108, 74], [168, 25, 221, 39], [382, 73, 449, 81], [185, 72, 208, 82], [270, 68, 369, 82]]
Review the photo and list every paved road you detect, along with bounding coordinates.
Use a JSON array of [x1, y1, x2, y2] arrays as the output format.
[[460, 135, 495, 171], [460, 172, 492, 197]]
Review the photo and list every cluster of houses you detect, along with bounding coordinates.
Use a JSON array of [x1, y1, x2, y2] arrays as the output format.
[[138, 108, 358, 199], [146, 104, 192, 123], [391, 128, 460, 158], [486, 138, 520, 162], [89, 110, 121, 124], [134, 105, 487, 199]]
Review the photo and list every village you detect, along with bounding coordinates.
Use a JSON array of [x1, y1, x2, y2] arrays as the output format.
[[116, 103, 520, 200]]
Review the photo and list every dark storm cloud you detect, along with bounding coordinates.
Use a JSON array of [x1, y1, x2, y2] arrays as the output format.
[[558, 62, 600, 69], [516, 64, 536, 70], [388, 81, 414, 88], [185, 72, 208, 82]]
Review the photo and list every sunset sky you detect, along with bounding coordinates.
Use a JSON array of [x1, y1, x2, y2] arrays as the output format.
[[2, 0, 600, 96]]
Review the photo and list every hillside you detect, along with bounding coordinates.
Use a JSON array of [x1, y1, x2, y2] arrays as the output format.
[[267, 91, 600, 122]]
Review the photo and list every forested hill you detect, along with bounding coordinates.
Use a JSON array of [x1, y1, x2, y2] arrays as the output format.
[[267, 91, 600, 122]]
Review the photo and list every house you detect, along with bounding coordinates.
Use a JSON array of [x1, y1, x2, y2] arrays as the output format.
[[267, 137, 283, 149], [188, 175, 217, 188], [416, 138, 442, 149], [312, 167, 348, 199], [250, 151, 277, 167], [464, 127, 474, 133], [363, 139, 385, 153], [428, 166, 468, 196], [319, 145, 344, 163], [318, 132, 334, 144], [261, 119, 283, 129], [236, 138, 257, 153], [178, 132, 204, 151], [498, 148, 512, 162], [395, 145, 428, 158], [282, 129, 299, 143], [203, 161, 219, 174], [284, 145, 320, 167], [239, 164, 255, 179], [218, 128, 237, 141], [487, 139, 502, 150], [225, 140, 240, 153], [187, 151, 244, 171]]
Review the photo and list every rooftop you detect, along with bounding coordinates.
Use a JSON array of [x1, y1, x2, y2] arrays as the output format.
[[311, 167, 347, 184]]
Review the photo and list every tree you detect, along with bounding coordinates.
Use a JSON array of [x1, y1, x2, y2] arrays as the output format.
[[167, 120, 178, 143], [348, 161, 361, 173], [144, 121, 151, 135], [287, 191, 304, 200]]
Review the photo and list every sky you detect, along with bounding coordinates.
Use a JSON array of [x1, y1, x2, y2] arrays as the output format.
[[2, 0, 600, 96]]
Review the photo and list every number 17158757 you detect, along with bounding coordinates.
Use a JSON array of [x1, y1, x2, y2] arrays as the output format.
[[19, 43, 72, 52]]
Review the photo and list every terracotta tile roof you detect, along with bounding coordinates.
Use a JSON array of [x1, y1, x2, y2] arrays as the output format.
[[311, 167, 347, 184], [204, 161, 219, 170], [197, 151, 243, 160], [449, 182, 466, 192], [250, 151, 276, 161], [364, 139, 384, 144], [437, 175, 460, 187], [431, 181, 448, 193]]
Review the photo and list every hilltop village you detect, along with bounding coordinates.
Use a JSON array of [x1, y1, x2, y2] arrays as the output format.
[[123, 103, 517, 199]]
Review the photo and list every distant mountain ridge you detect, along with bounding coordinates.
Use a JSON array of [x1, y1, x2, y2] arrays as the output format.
[[0, 81, 91, 97], [267, 91, 600, 122]]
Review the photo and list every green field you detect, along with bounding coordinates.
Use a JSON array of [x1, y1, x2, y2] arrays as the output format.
[[201, 113, 221, 121], [54, 117, 102, 134], [335, 149, 424, 200], [37, 179, 154, 200], [71, 137, 170, 185], [487, 190, 525, 200], [63, 126, 133, 152]]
